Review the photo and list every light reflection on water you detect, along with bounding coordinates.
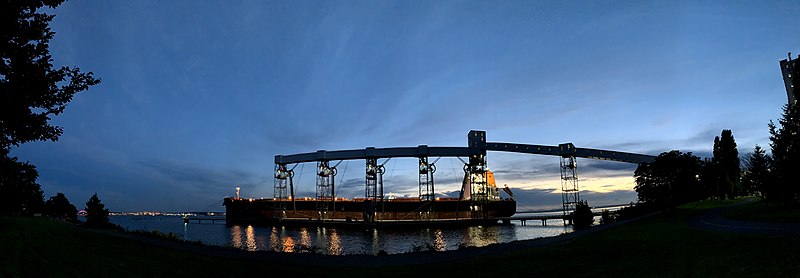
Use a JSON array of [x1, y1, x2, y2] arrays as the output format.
[[112, 216, 573, 255]]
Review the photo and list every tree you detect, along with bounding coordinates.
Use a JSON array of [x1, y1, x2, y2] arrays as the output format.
[[634, 150, 704, 207], [742, 145, 771, 198], [698, 158, 717, 200], [1, 0, 101, 151], [712, 130, 740, 199], [43, 192, 77, 221], [768, 104, 800, 202], [572, 201, 594, 229], [1, 0, 99, 215], [84, 193, 110, 228], [0, 150, 44, 215]]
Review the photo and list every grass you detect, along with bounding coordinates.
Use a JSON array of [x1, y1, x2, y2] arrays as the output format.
[[0, 218, 318, 277], [3, 200, 799, 277], [723, 199, 800, 223], [391, 199, 800, 277]]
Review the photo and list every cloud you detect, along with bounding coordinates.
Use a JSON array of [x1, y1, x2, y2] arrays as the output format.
[[136, 158, 267, 205]]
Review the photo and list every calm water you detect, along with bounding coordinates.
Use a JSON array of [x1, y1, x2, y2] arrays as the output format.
[[110, 215, 576, 255]]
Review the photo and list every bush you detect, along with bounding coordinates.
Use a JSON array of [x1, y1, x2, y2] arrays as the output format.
[[572, 201, 594, 229], [616, 202, 658, 220], [600, 209, 616, 224]]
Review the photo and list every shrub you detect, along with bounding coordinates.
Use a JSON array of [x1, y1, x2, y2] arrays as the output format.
[[572, 201, 594, 229]]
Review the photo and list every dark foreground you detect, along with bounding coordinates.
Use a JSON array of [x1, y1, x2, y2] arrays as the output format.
[[2, 199, 799, 277]]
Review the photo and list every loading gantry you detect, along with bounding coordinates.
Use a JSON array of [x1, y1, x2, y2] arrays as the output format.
[[559, 143, 580, 225], [270, 130, 656, 225], [273, 163, 296, 217], [315, 160, 339, 218], [364, 157, 386, 222]]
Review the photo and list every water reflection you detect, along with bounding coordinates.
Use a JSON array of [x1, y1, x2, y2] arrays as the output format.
[[227, 222, 546, 255], [112, 215, 567, 256], [245, 225, 257, 251], [299, 228, 312, 252], [371, 229, 380, 254], [269, 227, 279, 251], [471, 226, 499, 248], [230, 225, 242, 248], [327, 229, 342, 255], [282, 236, 295, 252], [432, 229, 446, 251]]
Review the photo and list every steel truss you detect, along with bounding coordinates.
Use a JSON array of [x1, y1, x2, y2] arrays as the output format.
[[315, 161, 336, 218], [364, 158, 384, 222]]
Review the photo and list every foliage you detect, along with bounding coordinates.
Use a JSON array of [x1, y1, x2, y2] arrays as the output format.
[[698, 158, 717, 200], [571, 201, 593, 229], [0, 150, 43, 216], [1, 0, 101, 151], [711, 130, 740, 199], [599, 209, 616, 224], [742, 145, 772, 198], [634, 150, 704, 208], [616, 202, 658, 220], [0, 0, 100, 217], [768, 104, 800, 203], [84, 193, 110, 228], [43, 192, 77, 221]]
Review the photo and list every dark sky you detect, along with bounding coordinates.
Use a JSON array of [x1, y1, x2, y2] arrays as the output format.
[[11, 0, 800, 211]]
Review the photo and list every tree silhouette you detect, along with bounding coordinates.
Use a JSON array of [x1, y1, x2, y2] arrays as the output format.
[[634, 151, 703, 207], [0, 151, 43, 215], [742, 145, 771, 199], [712, 130, 740, 199], [0, 0, 99, 216], [698, 158, 717, 200], [572, 201, 594, 229], [768, 104, 800, 203], [84, 193, 110, 228], [1, 0, 101, 151], [43, 192, 78, 221]]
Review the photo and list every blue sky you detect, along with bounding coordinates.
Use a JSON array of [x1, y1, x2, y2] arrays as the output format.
[[12, 0, 800, 211]]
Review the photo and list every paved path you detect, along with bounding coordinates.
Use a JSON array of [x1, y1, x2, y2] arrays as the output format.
[[688, 198, 800, 236]]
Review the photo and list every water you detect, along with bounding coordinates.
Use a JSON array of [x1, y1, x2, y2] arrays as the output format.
[[110, 214, 576, 255]]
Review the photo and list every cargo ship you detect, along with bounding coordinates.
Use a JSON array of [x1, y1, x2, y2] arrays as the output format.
[[224, 171, 516, 226]]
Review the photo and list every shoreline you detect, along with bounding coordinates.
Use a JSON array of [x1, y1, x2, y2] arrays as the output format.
[[87, 211, 659, 267]]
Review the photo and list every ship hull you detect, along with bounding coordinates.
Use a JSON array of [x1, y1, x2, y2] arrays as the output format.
[[223, 198, 516, 227]]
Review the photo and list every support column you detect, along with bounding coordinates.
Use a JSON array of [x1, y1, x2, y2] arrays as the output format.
[[365, 158, 384, 222], [463, 153, 488, 218], [559, 143, 580, 225], [316, 161, 335, 218], [274, 164, 292, 219], [419, 157, 437, 220], [418, 157, 436, 201]]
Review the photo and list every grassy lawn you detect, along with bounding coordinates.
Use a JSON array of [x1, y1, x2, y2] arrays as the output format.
[[0, 217, 326, 277], [723, 199, 800, 224], [3, 199, 799, 277], [392, 199, 800, 277]]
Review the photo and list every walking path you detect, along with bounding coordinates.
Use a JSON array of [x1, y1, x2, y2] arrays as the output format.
[[688, 198, 800, 236]]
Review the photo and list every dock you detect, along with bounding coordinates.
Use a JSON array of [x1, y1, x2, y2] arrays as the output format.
[[183, 216, 226, 224]]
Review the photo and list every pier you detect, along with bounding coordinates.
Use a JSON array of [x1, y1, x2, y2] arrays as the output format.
[[500, 211, 610, 226], [183, 216, 226, 224]]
